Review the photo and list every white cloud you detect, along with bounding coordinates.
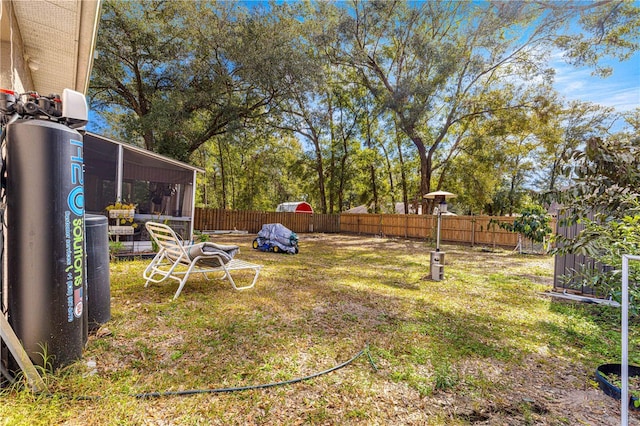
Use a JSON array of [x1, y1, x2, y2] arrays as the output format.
[[551, 53, 640, 112]]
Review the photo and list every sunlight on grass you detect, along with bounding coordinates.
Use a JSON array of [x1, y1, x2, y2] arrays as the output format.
[[1, 234, 637, 425]]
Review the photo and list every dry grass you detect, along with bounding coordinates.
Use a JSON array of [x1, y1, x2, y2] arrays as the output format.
[[1, 233, 638, 425]]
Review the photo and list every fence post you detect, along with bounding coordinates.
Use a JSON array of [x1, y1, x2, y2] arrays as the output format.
[[621, 254, 640, 426], [492, 221, 496, 249], [405, 216, 409, 238], [471, 216, 475, 247]]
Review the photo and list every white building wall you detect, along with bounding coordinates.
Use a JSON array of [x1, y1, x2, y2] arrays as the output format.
[[0, 1, 34, 93]]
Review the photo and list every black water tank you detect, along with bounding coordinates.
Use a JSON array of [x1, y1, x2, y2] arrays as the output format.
[[6, 119, 86, 369], [85, 214, 110, 331]]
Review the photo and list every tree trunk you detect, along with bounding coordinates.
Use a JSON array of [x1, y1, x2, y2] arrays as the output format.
[[380, 143, 396, 212], [143, 129, 155, 152], [217, 139, 227, 209], [328, 97, 336, 214], [338, 135, 349, 213], [311, 136, 327, 214], [404, 124, 431, 212], [365, 115, 379, 213], [394, 122, 409, 214]]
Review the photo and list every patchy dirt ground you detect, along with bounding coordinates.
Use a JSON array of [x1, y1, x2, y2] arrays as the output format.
[[473, 357, 633, 425]]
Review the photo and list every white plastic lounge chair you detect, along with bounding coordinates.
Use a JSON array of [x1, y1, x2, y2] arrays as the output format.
[[143, 221, 262, 299]]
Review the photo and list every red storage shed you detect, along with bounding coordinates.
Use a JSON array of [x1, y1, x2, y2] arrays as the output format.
[[276, 202, 313, 214]]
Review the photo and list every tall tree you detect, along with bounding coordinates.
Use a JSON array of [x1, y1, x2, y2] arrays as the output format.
[[323, 0, 639, 208], [193, 129, 306, 210], [325, 75, 365, 213], [535, 100, 616, 192], [89, 0, 188, 151], [90, 1, 310, 161], [89, 0, 638, 213], [272, 86, 331, 212]]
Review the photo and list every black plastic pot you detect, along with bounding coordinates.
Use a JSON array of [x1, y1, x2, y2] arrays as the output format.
[[595, 363, 640, 410]]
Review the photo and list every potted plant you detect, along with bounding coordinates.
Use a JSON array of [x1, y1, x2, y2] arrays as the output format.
[[106, 202, 138, 235]]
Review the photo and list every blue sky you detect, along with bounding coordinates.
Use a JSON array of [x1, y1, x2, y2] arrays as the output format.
[[551, 52, 640, 113]]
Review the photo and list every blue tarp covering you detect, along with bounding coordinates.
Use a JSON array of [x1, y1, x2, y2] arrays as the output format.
[[254, 223, 299, 254]]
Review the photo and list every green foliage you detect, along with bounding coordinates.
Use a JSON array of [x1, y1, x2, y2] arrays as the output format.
[[550, 128, 640, 306], [108, 241, 125, 260], [492, 205, 553, 244], [560, 264, 612, 296], [535, 100, 615, 192], [88, 0, 640, 214], [433, 361, 460, 392], [576, 214, 640, 261], [600, 372, 640, 407], [193, 130, 309, 210], [90, 0, 303, 161], [556, 1, 640, 75], [559, 213, 640, 307], [551, 134, 640, 225], [192, 230, 210, 244], [550, 133, 640, 255]]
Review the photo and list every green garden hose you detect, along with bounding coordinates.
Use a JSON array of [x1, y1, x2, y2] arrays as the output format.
[[135, 344, 377, 399]]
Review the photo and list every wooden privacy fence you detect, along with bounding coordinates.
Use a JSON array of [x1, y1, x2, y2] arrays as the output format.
[[194, 208, 554, 249], [552, 211, 606, 296], [194, 208, 340, 235], [339, 213, 542, 248]]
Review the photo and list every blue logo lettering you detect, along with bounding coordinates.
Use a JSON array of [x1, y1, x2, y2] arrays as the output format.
[[67, 186, 84, 216]]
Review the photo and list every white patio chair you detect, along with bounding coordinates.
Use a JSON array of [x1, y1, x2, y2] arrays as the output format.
[[143, 221, 262, 299]]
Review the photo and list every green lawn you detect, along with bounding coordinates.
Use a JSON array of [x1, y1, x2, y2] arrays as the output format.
[[1, 234, 637, 425]]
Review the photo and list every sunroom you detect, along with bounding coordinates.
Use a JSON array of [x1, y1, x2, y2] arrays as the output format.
[[84, 132, 204, 248]]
